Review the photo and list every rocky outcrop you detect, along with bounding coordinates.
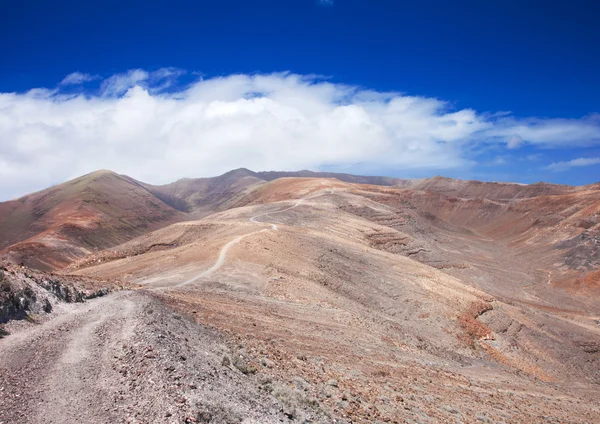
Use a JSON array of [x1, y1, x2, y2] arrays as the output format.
[[0, 262, 117, 323]]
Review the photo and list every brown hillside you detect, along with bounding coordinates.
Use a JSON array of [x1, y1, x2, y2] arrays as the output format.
[[70, 178, 600, 422], [144, 168, 409, 215], [0, 170, 184, 270]]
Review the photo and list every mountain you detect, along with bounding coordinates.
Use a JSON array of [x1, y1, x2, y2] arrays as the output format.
[[408, 175, 576, 199], [0, 170, 184, 270], [254, 169, 407, 186], [66, 176, 600, 422], [144, 168, 409, 214], [143, 168, 266, 214], [0, 169, 412, 270], [2, 170, 600, 422], [3, 168, 599, 278], [345, 178, 600, 311]]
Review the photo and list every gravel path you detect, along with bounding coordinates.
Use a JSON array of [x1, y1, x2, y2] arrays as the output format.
[[0, 291, 323, 424], [0, 193, 341, 424], [176, 191, 329, 289]]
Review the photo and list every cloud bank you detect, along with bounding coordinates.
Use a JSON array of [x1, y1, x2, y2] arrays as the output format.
[[546, 157, 600, 171], [0, 69, 599, 199]]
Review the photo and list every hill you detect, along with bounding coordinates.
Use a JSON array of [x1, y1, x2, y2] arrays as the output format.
[[2, 171, 600, 422], [0, 171, 184, 270], [67, 177, 600, 422], [144, 168, 408, 214], [0, 169, 411, 270]]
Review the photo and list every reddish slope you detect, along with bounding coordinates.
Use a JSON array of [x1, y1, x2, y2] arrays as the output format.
[[409, 176, 576, 200], [144, 168, 266, 214], [144, 168, 410, 214], [0, 171, 184, 270], [352, 179, 600, 305]]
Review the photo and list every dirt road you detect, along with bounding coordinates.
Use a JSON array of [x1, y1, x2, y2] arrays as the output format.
[[175, 191, 326, 288], [0, 193, 336, 423], [1, 292, 135, 423], [0, 291, 317, 424]]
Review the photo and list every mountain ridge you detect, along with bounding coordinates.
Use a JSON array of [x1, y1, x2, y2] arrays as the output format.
[[1, 168, 598, 271]]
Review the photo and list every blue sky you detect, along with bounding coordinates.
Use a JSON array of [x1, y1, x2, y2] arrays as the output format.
[[0, 0, 599, 199]]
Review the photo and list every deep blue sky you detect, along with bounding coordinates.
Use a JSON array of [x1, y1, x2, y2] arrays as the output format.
[[1, 0, 600, 188]]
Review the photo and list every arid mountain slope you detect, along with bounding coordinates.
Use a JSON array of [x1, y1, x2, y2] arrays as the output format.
[[0, 169, 412, 271], [0, 170, 184, 270], [69, 178, 600, 423], [144, 168, 408, 215], [144, 168, 266, 214], [351, 180, 600, 306], [3, 172, 600, 423], [0, 169, 408, 270], [409, 175, 576, 200]]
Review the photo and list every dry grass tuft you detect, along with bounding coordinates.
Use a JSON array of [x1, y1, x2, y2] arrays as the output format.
[[458, 300, 493, 342]]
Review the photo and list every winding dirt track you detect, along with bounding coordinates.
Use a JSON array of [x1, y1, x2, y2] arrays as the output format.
[[174, 191, 325, 288], [0, 193, 325, 423], [174, 230, 269, 287]]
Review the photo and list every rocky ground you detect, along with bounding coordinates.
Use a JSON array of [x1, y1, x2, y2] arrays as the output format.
[[0, 290, 335, 424]]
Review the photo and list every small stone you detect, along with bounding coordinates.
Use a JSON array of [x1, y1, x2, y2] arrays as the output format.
[[260, 358, 275, 368]]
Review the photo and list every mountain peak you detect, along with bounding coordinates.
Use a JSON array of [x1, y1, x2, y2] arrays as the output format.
[[82, 169, 119, 178]]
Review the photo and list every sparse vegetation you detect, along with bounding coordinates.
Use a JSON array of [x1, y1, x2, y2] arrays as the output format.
[[25, 314, 41, 324], [0, 325, 9, 338], [458, 300, 494, 344], [267, 381, 324, 420], [231, 352, 257, 375], [196, 402, 242, 424]]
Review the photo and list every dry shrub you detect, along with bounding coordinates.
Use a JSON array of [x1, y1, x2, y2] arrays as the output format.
[[458, 300, 493, 341]]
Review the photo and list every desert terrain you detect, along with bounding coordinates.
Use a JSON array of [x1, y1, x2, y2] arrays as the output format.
[[1, 169, 599, 423]]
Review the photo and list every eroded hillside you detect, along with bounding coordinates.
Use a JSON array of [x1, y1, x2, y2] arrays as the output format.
[[2, 171, 600, 423], [67, 177, 600, 423]]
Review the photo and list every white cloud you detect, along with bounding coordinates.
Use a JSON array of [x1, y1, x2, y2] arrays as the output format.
[[60, 72, 98, 86], [507, 135, 523, 149], [546, 157, 600, 171], [97, 68, 186, 97], [100, 69, 150, 96], [486, 117, 600, 147], [0, 70, 599, 200]]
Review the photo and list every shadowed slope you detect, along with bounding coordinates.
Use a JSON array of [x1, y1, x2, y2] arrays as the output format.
[[144, 168, 266, 214]]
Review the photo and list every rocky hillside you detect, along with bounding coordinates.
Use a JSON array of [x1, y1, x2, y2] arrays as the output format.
[[0, 261, 127, 327]]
